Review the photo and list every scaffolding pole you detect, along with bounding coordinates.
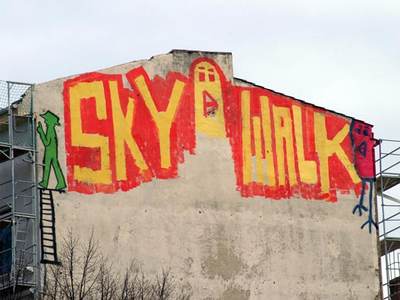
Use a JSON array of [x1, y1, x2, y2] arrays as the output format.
[[377, 139, 400, 300], [0, 80, 39, 299]]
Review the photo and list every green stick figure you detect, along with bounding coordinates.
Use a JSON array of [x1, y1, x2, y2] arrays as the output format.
[[37, 111, 66, 190]]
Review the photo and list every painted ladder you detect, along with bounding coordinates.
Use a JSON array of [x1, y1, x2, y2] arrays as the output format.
[[39, 189, 60, 265]]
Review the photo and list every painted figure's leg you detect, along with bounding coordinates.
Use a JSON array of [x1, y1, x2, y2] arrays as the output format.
[[352, 180, 368, 216], [52, 158, 66, 190], [361, 181, 378, 233], [39, 155, 51, 189]]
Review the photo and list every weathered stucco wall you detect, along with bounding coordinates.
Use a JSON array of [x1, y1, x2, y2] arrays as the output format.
[[33, 50, 379, 299]]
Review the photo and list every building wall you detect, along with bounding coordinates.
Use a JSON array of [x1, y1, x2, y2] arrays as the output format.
[[32, 50, 379, 299]]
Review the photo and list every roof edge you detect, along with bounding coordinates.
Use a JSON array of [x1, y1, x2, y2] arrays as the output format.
[[234, 77, 373, 127], [169, 49, 232, 55]]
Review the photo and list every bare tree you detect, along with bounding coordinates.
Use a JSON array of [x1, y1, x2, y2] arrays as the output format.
[[97, 257, 118, 300], [151, 269, 174, 300], [43, 229, 101, 300], [151, 269, 191, 300], [119, 261, 152, 300], [42, 229, 191, 300], [118, 265, 190, 300], [0, 249, 36, 300], [43, 261, 61, 300]]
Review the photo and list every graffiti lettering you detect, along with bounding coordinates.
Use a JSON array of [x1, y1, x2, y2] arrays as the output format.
[[68, 80, 111, 185], [127, 68, 186, 169], [63, 58, 369, 202], [109, 80, 148, 180]]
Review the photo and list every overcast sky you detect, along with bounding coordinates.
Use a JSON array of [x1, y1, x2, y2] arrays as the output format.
[[0, 0, 399, 139]]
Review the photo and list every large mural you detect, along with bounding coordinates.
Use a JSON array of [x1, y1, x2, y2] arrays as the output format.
[[60, 57, 377, 231]]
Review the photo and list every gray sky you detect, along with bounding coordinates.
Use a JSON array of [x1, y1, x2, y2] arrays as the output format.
[[0, 0, 399, 138]]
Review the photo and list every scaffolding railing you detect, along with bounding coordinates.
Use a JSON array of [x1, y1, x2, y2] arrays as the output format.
[[0, 80, 39, 299], [376, 139, 400, 300]]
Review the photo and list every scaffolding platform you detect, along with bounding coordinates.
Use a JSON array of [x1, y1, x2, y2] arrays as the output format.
[[381, 238, 400, 255], [0, 80, 39, 299], [377, 175, 400, 195], [377, 139, 400, 300]]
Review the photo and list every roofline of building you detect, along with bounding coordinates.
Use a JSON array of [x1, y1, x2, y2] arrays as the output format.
[[1, 50, 372, 127], [170, 49, 371, 126], [234, 77, 373, 127], [169, 49, 233, 56], [0, 99, 22, 116]]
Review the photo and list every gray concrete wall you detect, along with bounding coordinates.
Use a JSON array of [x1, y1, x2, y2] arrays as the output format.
[[32, 50, 379, 299]]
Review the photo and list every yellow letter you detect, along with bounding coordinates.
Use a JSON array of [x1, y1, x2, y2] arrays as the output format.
[[314, 113, 361, 194], [292, 105, 317, 184], [260, 96, 276, 187], [109, 81, 149, 180], [69, 81, 111, 184], [241, 90, 252, 184], [252, 116, 264, 184], [273, 105, 297, 186], [242, 92, 277, 186], [133, 76, 185, 169]]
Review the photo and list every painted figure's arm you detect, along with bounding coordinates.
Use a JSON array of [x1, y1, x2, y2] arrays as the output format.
[[37, 122, 50, 146]]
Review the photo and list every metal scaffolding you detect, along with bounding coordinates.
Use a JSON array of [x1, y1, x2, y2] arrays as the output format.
[[0, 80, 39, 299], [377, 139, 400, 300]]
